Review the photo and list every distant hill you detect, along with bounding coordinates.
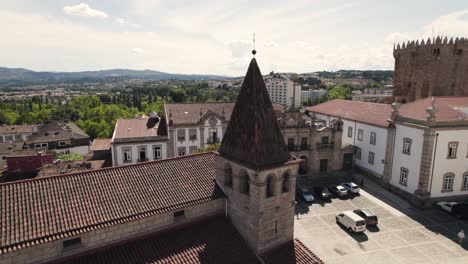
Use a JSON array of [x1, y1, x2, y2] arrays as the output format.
[[0, 67, 227, 85]]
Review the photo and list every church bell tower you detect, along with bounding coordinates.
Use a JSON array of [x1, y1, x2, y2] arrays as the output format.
[[216, 51, 301, 253]]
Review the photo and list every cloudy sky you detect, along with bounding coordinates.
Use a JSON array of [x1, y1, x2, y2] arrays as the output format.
[[1, 0, 468, 76]]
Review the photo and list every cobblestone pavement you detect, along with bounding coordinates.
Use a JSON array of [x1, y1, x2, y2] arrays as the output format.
[[294, 174, 468, 264]]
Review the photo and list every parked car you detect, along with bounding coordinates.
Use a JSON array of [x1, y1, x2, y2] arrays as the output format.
[[335, 211, 366, 233], [327, 185, 348, 197], [297, 187, 315, 202], [437, 202, 468, 218], [313, 186, 331, 200], [437, 201, 459, 214], [341, 182, 360, 194], [353, 209, 378, 226]]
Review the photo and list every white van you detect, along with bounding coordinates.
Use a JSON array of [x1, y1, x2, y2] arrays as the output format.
[[335, 211, 366, 233]]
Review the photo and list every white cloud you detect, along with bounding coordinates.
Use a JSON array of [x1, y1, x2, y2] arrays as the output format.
[[63, 3, 108, 18], [115, 17, 141, 28], [132, 48, 145, 54]]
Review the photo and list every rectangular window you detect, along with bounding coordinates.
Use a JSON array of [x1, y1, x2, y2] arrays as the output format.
[[4, 135, 13, 141], [447, 142, 458, 159], [189, 129, 197, 141], [189, 146, 198, 154], [355, 147, 361, 160], [301, 137, 308, 150], [123, 147, 132, 163], [178, 147, 186, 156], [177, 129, 186, 141], [34, 143, 42, 149], [319, 159, 328, 172], [63, 237, 82, 250], [370, 132, 376, 145], [357, 129, 363, 141], [443, 174, 454, 191], [137, 146, 147, 162], [14, 135, 21, 140], [174, 210, 185, 221], [58, 141, 66, 146], [321, 136, 329, 144], [399, 168, 408, 186], [368, 151, 375, 165], [348, 127, 353, 138], [403, 138, 412, 155], [287, 138, 295, 151], [462, 174, 468, 190], [153, 145, 162, 160]]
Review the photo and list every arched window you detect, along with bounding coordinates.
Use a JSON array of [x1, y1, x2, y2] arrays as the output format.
[[282, 173, 290, 193], [239, 171, 249, 195], [266, 175, 275, 198], [442, 173, 455, 192], [224, 164, 233, 188]]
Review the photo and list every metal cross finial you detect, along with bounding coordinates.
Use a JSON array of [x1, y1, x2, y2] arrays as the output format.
[[252, 32, 257, 56]]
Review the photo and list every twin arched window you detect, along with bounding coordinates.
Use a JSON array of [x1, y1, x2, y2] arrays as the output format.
[[266, 176, 275, 198], [282, 173, 290, 193], [239, 171, 250, 195]]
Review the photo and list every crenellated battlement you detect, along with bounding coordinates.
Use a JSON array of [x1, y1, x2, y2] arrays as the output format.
[[393, 36, 468, 58], [392, 36, 468, 102]]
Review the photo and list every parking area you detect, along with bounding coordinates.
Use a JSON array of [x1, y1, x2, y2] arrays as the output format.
[[294, 174, 468, 264]]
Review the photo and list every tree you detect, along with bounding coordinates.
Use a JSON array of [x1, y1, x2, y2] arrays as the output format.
[[169, 89, 186, 102], [327, 85, 352, 100]]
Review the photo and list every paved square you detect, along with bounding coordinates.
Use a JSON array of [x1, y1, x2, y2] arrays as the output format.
[[294, 177, 468, 264]]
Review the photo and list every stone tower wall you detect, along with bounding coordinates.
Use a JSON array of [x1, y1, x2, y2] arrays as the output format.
[[393, 36, 468, 102]]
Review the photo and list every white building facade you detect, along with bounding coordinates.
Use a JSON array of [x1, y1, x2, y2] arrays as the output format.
[[111, 114, 169, 166], [309, 97, 468, 207], [301, 89, 328, 104], [265, 78, 301, 108]]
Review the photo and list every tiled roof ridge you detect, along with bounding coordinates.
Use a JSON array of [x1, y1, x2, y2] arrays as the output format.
[[327, 99, 389, 106], [0, 196, 219, 254], [0, 151, 215, 187]]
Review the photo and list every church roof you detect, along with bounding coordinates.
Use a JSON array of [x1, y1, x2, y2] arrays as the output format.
[[55, 215, 322, 264], [219, 58, 290, 169], [0, 152, 223, 254]]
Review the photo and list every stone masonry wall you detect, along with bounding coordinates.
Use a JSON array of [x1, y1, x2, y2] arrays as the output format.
[[393, 37, 468, 102], [0, 199, 224, 264]]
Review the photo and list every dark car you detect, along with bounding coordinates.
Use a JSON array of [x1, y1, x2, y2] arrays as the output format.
[[353, 209, 378, 226], [452, 203, 468, 219], [314, 186, 331, 200]]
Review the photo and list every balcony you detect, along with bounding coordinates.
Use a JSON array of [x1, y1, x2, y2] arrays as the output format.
[[207, 137, 220, 144], [137, 158, 149, 163], [316, 143, 335, 152], [288, 145, 312, 152]]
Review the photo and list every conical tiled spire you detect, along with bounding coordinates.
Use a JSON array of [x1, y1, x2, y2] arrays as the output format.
[[219, 58, 290, 169]]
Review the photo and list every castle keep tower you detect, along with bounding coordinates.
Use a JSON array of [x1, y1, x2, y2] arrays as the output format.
[[215, 56, 300, 253], [393, 36, 468, 102]]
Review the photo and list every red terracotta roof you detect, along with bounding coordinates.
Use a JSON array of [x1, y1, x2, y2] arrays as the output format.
[[0, 152, 223, 254], [307, 99, 393, 127], [260, 239, 324, 264], [399, 96, 468, 121], [90, 138, 112, 151], [54, 215, 263, 264], [113, 118, 165, 139]]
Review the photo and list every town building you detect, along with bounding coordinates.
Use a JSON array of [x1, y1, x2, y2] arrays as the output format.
[[308, 97, 468, 207], [37, 160, 105, 177], [278, 108, 354, 174], [0, 56, 321, 264], [0, 125, 36, 142], [111, 112, 168, 166], [393, 36, 468, 102], [26, 120, 90, 155], [265, 77, 301, 108], [351, 88, 393, 102], [301, 89, 328, 104], [164, 102, 233, 157], [89, 138, 112, 167]]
